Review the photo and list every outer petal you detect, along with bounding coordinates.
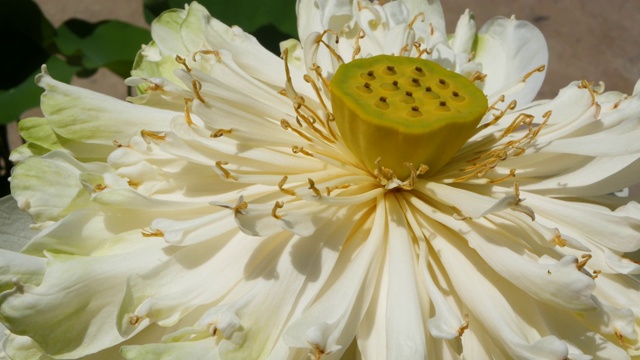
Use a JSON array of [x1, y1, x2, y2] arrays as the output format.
[[475, 16, 548, 104], [0, 236, 169, 358], [37, 68, 177, 145]]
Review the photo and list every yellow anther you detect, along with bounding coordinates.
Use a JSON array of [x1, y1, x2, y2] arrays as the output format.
[[192, 49, 222, 62], [278, 176, 296, 196], [576, 254, 592, 271], [325, 184, 350, 196], [281, 119, 314, 142], [488, 168, 516, 184], [140, 130, 166, 143], [579, 80, 597, 105], [469, 71, 487, 83], [141, 228, 164, 238], [311, 63, 331, 89], [591, 270, 601, 279], [233, 198, 248, 215], [129, 315, 143, 326], [175, 55, 191, 72], [458, 321, 470, 337], [303, 74, 330, 114], [292, 146, 313, 157], [307, 178, 322, 197], [215, 161, 235, 180], [94, 183, 106, 192], [407, 12, 425, 29], [316, 29, 344, 64], [210, 128, 232, 138], [271, 201, 284, 219], [184, 98, 195, 126], [553, 230, 567, 247], [522, 65, 546, 82], [191, 79, 205, 103]]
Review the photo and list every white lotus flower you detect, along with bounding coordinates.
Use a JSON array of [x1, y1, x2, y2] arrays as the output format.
[[2, 1, 640, 359]]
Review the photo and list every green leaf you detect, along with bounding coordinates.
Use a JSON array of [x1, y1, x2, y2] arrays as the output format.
[[0, 0, 56, 90], [55, 20, 151, 78], [143, 0, 297, 54], [0, 57, 80, 125], [79, 21, 151, 77]]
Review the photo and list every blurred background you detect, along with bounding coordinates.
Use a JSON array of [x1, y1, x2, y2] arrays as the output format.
[[1, 0, 639, 197]]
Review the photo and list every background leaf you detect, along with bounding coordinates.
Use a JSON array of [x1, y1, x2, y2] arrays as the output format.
[[0, 0, 55, 91], [144, 0, 296, 54], [0, 57, 80, 125]]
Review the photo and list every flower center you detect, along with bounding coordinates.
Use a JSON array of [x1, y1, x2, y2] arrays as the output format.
[[330, 55, 488, 180]]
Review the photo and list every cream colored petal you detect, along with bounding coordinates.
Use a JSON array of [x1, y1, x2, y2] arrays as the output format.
[[121, 339, 218, 360], [284, 198, 385, 358], [36, 68, 177, 145], [527, 193, 640, 253], [0, 236, 169, 358], [474, 16, 548, 105], [0, 250, 45, 292], [10, 151, 114, 224]]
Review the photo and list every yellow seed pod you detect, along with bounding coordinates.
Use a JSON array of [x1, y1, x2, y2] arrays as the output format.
[[330, 55, 488, 179]]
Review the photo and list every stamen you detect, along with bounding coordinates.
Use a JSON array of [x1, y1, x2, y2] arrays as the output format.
[[579, 80, 597, 105], [278, 176, 296, 196], [487, 168, 516, 184], [281, 119, 314, 142], [458, 321, 469, 337], [352, 30, 365, 61], [175, 55, 191, 72], [316, 29, 344, 64], [191, 79, 205, 103], [469, 71, 487, 83], [210, 128, 232, 138], [553, 230, 567, 247], [93, 183, 106, 192], [522, 65, 546, 81], [399, 162, 429, 190], [416, 46, 433, 58], [140, 130, 166, 143], [304, 74, 331, 114], [233, 197, 248, 215], [192, 49, 222, 62], [308, 178, 322, 197], [311, 63, 331, 90], [407, 12, 425, 29], [215, 161, 235, 180], [127, 180, 140, 189], [129, 315, 143, 326], [529, 111, 552, 139], [292, 146, 313, 157], [591, 269, 601, 279], [576, 254, 592, 271], [184, 98, 195, 126], [281, 48, 304, 104], [271, 201, 284, 219], [141, 228, 164, 237], [325, 184, 350, 196]]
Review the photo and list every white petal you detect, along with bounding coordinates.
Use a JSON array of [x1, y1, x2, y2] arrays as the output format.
[[475, 16, 548, 105], [36, 68, 176, 145]]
